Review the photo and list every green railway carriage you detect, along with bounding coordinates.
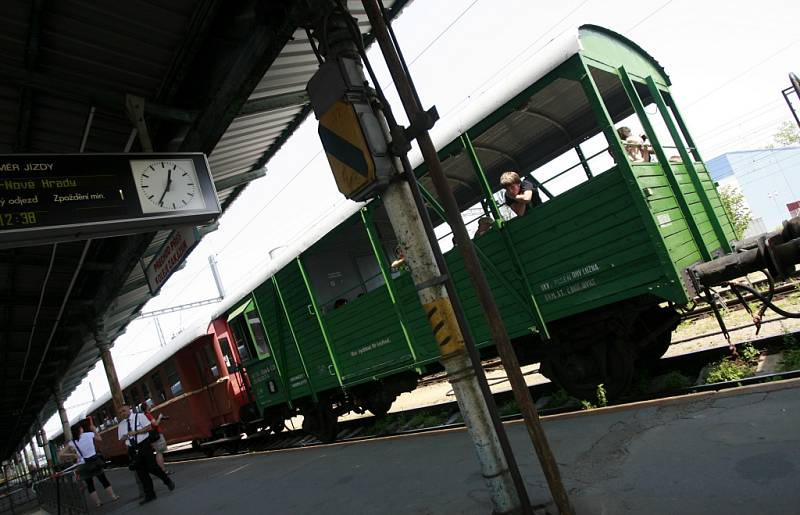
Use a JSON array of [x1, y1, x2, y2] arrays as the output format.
[[226, 25, 736, 439]]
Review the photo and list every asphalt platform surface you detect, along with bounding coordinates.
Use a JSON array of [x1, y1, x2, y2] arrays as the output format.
[[86, 379, 800, 514]]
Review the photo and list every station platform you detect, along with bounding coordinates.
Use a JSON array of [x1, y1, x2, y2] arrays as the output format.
[[87, 379, 800, 515]]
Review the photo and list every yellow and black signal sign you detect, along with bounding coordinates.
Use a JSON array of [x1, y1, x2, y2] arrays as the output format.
[[318, 100, 377, 200]]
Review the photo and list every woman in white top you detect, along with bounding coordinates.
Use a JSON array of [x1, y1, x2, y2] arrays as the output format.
[[61, 421, 119, 507]]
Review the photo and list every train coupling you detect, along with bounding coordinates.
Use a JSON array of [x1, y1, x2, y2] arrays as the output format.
[[689, 217, 800, 289]]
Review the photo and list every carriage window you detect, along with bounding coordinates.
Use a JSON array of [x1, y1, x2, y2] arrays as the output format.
[[246, 311, 271, 357], [151, 372, 167, 402], [129, 385, 141, 410], [204, 344, 220, 379], [140, 381, 152, 408], [165, 360, 183, 396], [218, 336, 236, 373], [230, 317, 254, 362]]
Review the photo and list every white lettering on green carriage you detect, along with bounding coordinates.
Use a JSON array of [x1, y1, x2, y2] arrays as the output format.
[[349, 337, 391, 358], [542, 278, 598, 302], [538, 263, 601, 293], [289, 374, 308, 389]]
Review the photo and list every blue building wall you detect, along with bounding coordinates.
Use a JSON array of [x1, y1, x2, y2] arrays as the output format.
[[706, 146, 800, 231]]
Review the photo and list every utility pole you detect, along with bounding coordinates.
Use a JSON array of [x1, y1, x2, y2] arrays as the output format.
[[307, 6, 528, 514], [361, 5, 572, 513]]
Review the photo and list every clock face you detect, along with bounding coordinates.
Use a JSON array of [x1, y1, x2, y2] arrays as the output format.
[[130, 159, 205, 214]]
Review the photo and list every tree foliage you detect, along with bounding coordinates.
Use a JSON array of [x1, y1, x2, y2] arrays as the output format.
[[719, 185, 752, 239], [772, 121, 800, 147]]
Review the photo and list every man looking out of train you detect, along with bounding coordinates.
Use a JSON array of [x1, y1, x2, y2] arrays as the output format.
[[117, 404, 175, 504], [500, 171, 540, 217]]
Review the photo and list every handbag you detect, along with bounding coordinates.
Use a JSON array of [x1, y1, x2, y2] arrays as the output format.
[[73, 441, 104, 478]]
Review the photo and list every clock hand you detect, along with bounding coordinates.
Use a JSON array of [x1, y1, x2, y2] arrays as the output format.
[[157, 169, 173, 207]]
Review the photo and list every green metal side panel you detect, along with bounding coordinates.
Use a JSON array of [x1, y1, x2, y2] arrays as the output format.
[[275, 264, 339, 391], [393, 274, 441, 364], [694, 162, 737, 244], [635, 162, 735, 259], [632, 163, 705, 273], [251, 279, 313, 404], [323, 286, 415, 385], [245, 356, 287, 411], [508, 167, 686, 321], [444, 233, 539, 344]]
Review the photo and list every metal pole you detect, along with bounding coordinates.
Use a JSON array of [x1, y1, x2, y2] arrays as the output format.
[[360, 2, 573, 513], [783, 87, 800, 130], [209, 254, 226, 299], [316, 7, 522, 513]]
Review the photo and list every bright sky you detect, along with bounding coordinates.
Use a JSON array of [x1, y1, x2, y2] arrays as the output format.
[[44, 0, 800, 436]]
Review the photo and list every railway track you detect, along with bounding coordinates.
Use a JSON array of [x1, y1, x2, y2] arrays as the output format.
[[161, 328, 800, 464]]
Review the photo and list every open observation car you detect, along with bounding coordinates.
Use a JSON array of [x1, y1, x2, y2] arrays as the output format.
[[222, 24, 763, 442]]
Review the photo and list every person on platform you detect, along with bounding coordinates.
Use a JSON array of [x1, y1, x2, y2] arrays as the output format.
[[142, 402, 169, 474], [117, 404, 174, 505], [60, 422, 119, 507], [500, 171, 541, 217]]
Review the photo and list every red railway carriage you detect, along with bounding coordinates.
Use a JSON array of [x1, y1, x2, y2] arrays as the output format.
[[57, 320, 256, 460]]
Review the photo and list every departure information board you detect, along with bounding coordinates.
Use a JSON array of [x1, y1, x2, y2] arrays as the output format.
[[0, 153, 220, 248]]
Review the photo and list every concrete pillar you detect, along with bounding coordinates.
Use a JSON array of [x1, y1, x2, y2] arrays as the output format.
[[308, 11, 520, 514], [55, 390, 71, 443], [95, 325, 124, 414], [36, 417, 54, 468], [29, 441, 38, 470], [21, 448, 31, 475]]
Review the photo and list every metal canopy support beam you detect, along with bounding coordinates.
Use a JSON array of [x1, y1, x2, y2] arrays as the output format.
[[0, 64, 199, 124], [213, 168, 267, 192], [239, 92, 310, 116], [178, 8, 299, 153], [14, 0, 45, 153]]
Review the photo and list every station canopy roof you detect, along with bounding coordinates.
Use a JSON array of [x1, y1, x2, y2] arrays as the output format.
[[0, 0, 411, 459]]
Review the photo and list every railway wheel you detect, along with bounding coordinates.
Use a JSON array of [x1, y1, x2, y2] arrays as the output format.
[[638, 331, 672, 365], [545, 340, 634, 400], [302, 403, 338, 443], [365, 392, 396, 418]]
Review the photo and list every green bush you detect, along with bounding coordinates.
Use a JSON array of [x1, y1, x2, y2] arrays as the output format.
[[779, 348, 800, 372], [661, 371, 691, 390], [704, 358, 753, 383], [739, 343, 760, 365], [497, 400, 519, 417]]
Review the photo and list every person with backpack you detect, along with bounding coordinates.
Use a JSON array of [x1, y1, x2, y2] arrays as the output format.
[[61, 421, 119, 507]]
